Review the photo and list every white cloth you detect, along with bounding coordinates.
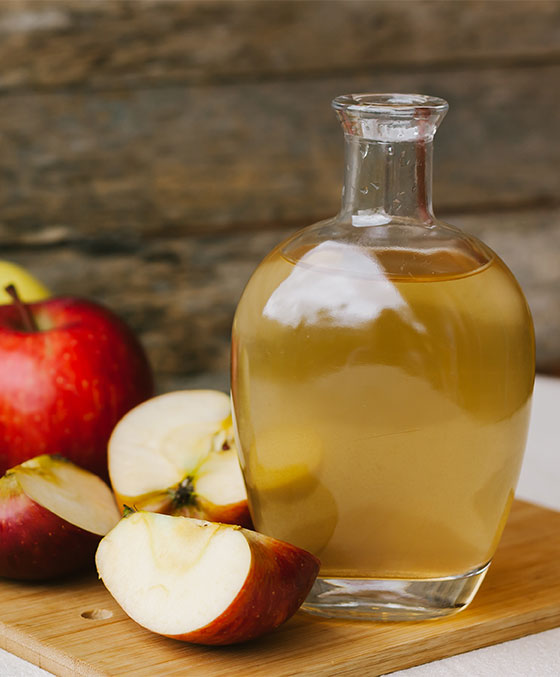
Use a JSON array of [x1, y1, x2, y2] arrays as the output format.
[[391, 626, 560, 676]]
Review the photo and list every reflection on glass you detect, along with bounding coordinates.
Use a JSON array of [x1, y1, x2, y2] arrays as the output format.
[[263, 241, 426, 334]]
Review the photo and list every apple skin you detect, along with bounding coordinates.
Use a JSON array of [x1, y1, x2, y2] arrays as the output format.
[[200, 499, 253, 530], [168, 527, 320, 645], [0, 471, 100, 580], [0, 296, 154, 480], [113, 489, 253, 530]]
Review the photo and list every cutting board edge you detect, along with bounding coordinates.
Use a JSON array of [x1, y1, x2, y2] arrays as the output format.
[[0, 619, 108, 677]]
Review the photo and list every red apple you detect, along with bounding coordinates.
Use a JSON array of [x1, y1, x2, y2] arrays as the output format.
[[0, 454, 120, 580], [0, 289, 154, 480], [108, 390, 252, 528], [96, 511, 320, 645]]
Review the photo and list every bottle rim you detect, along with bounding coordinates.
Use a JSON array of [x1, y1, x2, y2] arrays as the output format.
[[332, 93, 449, 118]]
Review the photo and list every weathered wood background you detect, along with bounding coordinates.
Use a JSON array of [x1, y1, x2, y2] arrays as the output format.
[[1, 0, 559, 391]]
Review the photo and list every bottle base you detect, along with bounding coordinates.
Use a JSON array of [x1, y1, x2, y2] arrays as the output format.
[[301, 561, 490, 621]]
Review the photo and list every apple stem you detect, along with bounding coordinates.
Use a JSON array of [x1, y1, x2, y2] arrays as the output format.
[[5, 284, 39, 332]]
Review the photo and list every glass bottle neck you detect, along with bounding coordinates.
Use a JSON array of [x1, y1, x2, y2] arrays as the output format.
[[340, 135, 434, 225]]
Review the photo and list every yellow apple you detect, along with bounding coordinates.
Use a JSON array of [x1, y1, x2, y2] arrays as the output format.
[[0, 261, 50, 304]]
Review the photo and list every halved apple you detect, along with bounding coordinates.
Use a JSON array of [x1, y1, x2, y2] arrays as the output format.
[[108, 390, 251, 527], [0, 455, 120, 580], [96, 511, 320, 645]]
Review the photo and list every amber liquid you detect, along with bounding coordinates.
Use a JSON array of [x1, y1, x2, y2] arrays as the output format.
[[232, 240, 534, 578]]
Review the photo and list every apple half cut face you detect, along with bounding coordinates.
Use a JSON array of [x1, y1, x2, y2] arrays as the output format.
[[0, 455, 120, 580], [108, 390, 251, 527], [96, 511, 320, 645]]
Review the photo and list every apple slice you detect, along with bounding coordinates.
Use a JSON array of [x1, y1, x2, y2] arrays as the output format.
[[0, 455, 120, 580], [108, 390, 251, 527], [96, 511, 320, 645]]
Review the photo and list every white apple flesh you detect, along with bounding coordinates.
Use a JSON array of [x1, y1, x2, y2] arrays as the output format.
[[108, 390, 251, 527], [96, 511, 320, 645], [0, 455, 120, 580]]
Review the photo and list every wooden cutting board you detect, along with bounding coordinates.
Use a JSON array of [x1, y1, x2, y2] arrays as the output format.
[[1, 500, 559, 677]]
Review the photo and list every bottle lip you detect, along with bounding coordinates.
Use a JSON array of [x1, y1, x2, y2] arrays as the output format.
[[332, 93, 449, 118]]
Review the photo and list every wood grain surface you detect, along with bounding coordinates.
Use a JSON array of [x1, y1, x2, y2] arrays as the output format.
[[1, 500, 559, 677], [1, 65, 559, 237], [1, 0, 559, 384], [1, 1, 559, 91], [1, 0, 559, 235]]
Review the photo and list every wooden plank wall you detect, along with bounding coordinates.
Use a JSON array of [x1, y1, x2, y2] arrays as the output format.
[[1, 0, 559, 390]]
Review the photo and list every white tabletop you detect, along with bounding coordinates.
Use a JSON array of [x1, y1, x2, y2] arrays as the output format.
[[1, 375, 559, 677]]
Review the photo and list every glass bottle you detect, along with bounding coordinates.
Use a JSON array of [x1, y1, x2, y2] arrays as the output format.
[[231, 94, 535, 620]]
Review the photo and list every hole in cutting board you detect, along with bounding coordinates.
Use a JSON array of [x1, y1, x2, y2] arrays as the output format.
[[81, 609, 113, 620]]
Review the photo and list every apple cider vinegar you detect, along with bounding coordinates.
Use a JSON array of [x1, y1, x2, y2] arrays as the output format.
[[232, 242, 534, 578], [231, 93, 535, 619]]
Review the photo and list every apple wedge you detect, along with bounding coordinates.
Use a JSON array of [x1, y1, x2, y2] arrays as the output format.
[[96, 511, 320, 645], [0, 455, 120, 580], [108, 390, 251, 527]]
